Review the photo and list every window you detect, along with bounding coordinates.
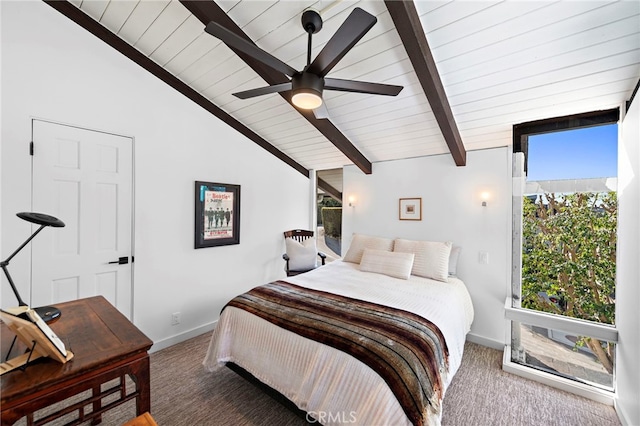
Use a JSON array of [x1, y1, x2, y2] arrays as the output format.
[[509, 110, 619, 394]]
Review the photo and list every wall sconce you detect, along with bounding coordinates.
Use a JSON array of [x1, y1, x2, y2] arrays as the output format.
[[348, 195, 356, 207], [480, 191, 490, 207]]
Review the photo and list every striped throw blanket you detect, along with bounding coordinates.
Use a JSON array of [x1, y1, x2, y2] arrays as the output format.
[[224, 281, 450, 426]]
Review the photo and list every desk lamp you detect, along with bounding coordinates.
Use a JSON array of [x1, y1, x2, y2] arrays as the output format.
[[1, 212, 65, 323]]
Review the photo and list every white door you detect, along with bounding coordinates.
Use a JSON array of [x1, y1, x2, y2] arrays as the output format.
[[31, 120, 134, 319]]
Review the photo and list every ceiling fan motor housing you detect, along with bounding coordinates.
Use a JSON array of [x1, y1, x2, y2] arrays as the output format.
[[293, 72, 324, 93]]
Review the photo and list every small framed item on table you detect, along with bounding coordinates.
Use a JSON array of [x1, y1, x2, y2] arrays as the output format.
[[0, 306, 73, 375]]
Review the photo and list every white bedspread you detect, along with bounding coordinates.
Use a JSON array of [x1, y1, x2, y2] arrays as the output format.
[[203, 261, 474, 425]]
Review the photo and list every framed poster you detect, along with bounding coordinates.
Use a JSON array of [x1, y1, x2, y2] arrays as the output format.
[[399, 198, 422, 221], [195, 181, 240, 248]]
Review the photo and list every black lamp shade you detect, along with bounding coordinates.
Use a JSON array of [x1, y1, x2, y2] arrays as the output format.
[[17, 212, 65, 228]]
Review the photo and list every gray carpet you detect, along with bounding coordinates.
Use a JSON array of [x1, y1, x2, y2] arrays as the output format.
[[440, 343, 620, 426], [20, 332, 620, 425]]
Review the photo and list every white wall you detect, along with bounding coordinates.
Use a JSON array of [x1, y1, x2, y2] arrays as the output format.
[[615, 97, 640, 425], [343, 148, 511, 346], [1, 1, 310, 350]]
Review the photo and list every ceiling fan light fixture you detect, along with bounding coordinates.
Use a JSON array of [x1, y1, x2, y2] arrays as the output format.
[[292, 89, 323, 109], [291, 72, 324, 110]]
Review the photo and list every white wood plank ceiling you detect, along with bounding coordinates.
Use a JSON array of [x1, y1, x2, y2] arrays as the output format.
[[65, 0, 639, 174]]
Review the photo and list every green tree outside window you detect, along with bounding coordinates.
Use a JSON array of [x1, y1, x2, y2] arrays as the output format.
[[522, 191, 617, 373]]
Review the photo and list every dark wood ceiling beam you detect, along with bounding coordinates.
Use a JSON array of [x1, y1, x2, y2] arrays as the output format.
[[385, 0, 466, 166], [43, 0, 309, 178], [181, 0, 373, 175], [317, 178, 342, 202]]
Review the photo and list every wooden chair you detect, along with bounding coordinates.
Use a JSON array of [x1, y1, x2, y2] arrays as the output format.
[[282, 229, 326, 277]]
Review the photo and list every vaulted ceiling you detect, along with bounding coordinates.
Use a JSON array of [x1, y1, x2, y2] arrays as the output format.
[[46, 0, 639, 179]]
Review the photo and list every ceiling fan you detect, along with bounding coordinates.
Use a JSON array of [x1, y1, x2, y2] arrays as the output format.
[[204, 7, 403, 119]]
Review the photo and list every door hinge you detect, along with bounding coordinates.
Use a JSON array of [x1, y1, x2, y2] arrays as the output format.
[[29, 141, 34, 156]]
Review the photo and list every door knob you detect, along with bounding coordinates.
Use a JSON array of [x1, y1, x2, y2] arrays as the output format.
[[108, 256, 129, 265]]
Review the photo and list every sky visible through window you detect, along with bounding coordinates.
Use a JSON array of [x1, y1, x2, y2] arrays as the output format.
[[527, 124, 618, 181]]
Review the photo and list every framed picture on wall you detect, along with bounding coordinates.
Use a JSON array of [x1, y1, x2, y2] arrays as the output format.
[[195, 181, 241, 248], [399, 198, 422, 221]]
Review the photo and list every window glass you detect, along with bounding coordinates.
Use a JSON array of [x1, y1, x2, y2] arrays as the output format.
[[527, 125, 618, 181], [523, 124, 617, 324], [514, 322, 614, 390]]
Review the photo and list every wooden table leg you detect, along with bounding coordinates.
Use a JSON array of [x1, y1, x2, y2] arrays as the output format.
[[91, 384, 102, 425], [132, 355, 151, 416]]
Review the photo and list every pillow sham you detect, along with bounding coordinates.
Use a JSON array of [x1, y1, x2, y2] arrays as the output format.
[[359, 249, 415, 280], [393, 239, 452, 282], [285, 237, 317, 271], [343, 233, 394, 264]]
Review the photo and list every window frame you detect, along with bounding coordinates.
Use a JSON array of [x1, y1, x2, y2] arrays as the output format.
[[508, 109, 620, 401]]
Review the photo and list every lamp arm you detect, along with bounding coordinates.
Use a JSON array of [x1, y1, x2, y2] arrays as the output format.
[[1, 263, 27, 306], [1, 224, 47, 307], [3, 225, 46, 264]]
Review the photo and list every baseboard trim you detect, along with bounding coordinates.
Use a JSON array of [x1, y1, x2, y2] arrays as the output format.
[[149, 320, 217, 353], [614, 398, 634, 426], [466, 333, 504, 350], [502, 345, 615, 406]]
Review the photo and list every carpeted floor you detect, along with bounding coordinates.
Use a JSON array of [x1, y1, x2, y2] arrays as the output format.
[[439, 343, 620, 426], [19, 332, 620, 426]]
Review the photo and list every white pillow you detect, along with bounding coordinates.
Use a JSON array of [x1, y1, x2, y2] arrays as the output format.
[[449, 246, 461, 276], [343, 233, 394, 264], [360, 249, 415, 280], [285, 237, 317, 271], [393, 239, 452, 282]]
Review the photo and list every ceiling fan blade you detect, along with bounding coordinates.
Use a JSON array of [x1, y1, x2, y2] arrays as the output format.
[[312, 102, 329, 119], [205, 22, 298, 77], [307, 8, 376, 77], [324, 78, 403, 96], [233, 82, 292, 99]]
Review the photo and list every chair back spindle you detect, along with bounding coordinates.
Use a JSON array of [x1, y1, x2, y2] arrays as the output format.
[[283, 229, 314, 243]]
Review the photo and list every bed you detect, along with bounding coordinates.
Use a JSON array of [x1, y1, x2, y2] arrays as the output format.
[[204, 236, 474, 426]]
